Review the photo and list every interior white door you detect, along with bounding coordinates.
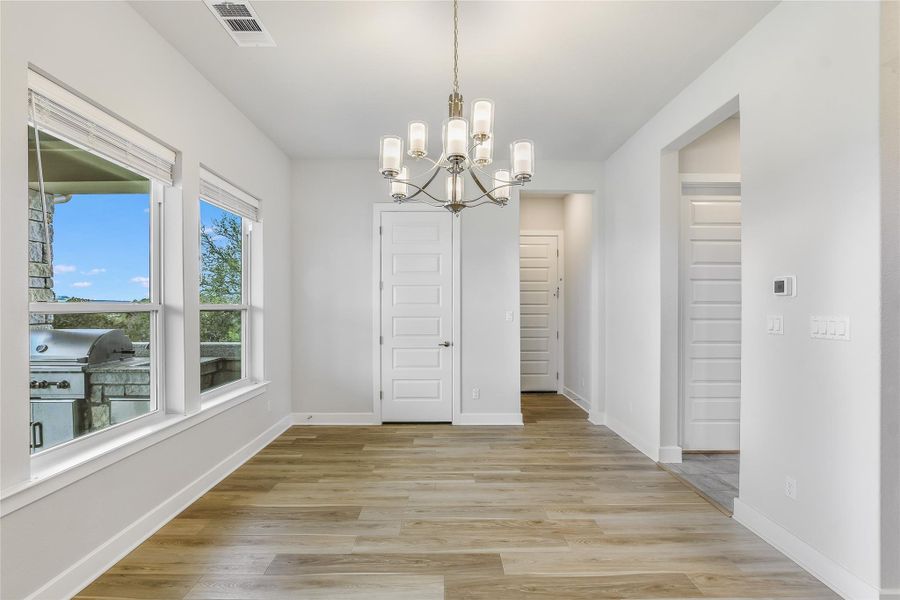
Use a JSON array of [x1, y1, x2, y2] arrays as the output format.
[[380, 211, 453, 422], [520, 234, 560, 392], [681, 182, 742, 450]]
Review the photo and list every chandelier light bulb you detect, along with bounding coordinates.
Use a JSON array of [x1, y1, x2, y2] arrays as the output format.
[[493, 169, 510, 201], [446, 173, 464, 203], [511, 139, 534, 182], [444, 118, 468, 161], [391, 167, 409, 200], [474, 137, 493, 166], [408, 121, 428, 158], [471, 99, 494, 141], [379, 135, 403, 177]]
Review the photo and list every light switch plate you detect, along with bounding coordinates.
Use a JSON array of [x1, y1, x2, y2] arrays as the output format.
[[767, 315, 784, 335], [809, 315, 850, 341]]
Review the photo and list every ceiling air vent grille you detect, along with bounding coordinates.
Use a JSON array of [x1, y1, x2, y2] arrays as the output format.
[[227, 18, 262, 33], [213, 3, 251, 18], [204, 1, 275, 47]]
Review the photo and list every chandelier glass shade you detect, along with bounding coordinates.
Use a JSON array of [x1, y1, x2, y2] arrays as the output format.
[[378, 0, 534, 214]]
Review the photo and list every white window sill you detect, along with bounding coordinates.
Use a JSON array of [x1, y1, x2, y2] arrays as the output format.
[[0, 381, 269, 517]]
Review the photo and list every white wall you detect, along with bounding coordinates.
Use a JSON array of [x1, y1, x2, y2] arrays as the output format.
[[292, 159, 522, 419], [678, 117, 741, 173], [292, 160, 601, 420], [880, 1, 900, 592], [602, 2, 883, 596], [520, 194, 563, 230], [0, 3, 292, 598], [563, 194, 593, 404]]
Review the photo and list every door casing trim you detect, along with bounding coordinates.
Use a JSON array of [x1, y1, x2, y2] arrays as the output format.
[[372, 204, 461, 424]]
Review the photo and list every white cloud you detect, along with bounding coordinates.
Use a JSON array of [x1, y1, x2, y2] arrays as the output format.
[[54, 264, 76, 274], [131, 276, 150, 288], [71, 281, 92, 288], [83, 268, 106, 276], [143, 208, 150, 213]]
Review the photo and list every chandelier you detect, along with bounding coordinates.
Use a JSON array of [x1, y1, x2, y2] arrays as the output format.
[[378, 0, 534, 214]]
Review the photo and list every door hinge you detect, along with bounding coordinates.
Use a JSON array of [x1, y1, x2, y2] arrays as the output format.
[[379, 335, 383, 345], [556, 372, 559, 380], [379, 390, 383, 399], [556, 330, 559, 339], [380, 281, 384, 291], [556, 248, 559, 257], [379, 226, 383, 235]]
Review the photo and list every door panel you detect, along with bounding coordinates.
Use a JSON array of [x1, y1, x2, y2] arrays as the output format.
[[681, 188, 742, 450], [520, 235, 559, 391], [381, 212, 453, 422]]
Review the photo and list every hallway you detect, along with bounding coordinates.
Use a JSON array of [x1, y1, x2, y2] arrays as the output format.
[[75, 394, 833, 599]]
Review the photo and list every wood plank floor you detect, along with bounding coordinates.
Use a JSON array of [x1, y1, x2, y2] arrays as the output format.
[[76, 394, 836, 599]]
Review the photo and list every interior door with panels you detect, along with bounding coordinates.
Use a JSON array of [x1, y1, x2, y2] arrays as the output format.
[[380, 211, 453, 422], [520, 234, 559, 392], [681, 182, 742, 450]]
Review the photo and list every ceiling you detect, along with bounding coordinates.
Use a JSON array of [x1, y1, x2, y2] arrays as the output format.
[[132, 1, 775, 161]]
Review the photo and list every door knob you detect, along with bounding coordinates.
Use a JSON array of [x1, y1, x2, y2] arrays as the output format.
[[438, 341, 451, 347]]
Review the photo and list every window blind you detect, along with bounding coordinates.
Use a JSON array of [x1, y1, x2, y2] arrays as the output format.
[[27, 70, 176, 185], [199, 167, 260, 221]]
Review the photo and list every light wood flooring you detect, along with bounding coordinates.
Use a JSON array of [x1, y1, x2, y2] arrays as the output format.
[[76, 393, 836, 599], [662, 452, 740, 515]]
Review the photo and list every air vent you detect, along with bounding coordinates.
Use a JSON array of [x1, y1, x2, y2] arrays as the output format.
[[204, 1, 275, 47]]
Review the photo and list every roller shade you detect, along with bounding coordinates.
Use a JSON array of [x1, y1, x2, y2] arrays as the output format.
[[199, 167, 260, 221], [27, 70, 176, 185]]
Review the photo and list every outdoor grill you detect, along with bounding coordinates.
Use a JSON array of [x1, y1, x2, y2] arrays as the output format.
[[29, 329, 135, 450]]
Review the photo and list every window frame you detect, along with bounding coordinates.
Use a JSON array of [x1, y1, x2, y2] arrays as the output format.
[[28, 178, 167, 466], [198, 198, 254, 402]]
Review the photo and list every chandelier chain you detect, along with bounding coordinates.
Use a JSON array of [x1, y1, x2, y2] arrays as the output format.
[[452, 0, 459, 95]]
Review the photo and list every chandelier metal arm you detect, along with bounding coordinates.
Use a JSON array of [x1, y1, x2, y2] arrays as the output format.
[[394, 176, 448, 205], [468, 169, 500, 204]]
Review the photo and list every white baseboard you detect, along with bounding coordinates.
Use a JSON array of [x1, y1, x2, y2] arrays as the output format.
[[455, 412, 523, 426], [28, 415, 292, 600], [588, 410, 606, 426], [292, 412, 380, 425], [658, 445, 683, 463], [882, 589, 900, 600], [561, 387, 590, 413], [604, 413, 659, 461], [733, 498, 881, 600]]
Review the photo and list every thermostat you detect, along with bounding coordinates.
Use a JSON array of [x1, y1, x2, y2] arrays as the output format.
[[773, 276, 795, 297]]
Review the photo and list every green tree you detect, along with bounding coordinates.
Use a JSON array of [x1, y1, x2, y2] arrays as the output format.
[[200, 212, 242, 343], [54, 303, 151, 342]]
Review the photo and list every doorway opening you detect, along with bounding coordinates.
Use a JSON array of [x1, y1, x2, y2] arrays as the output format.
[[519, 192, 593, 415], [661, 111, 742, 515]]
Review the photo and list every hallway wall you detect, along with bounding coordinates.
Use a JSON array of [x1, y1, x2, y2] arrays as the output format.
[[602, 2, 883, 596], [563, 194, 593, 406]]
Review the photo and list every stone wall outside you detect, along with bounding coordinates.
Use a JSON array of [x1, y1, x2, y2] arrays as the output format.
[[28, 188, 55, 329]]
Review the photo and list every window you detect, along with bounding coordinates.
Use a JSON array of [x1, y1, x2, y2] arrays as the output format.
[[198, 169, 259, 395], [26, 70, 175, 455], [27, 127, 161, 453]]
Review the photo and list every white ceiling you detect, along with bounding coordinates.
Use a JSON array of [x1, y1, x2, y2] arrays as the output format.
[[132, 1, 774, 161]]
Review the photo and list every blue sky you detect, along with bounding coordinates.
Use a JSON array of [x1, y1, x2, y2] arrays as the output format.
[[52, 193, 150, 301], [52, 195, 230, 301]]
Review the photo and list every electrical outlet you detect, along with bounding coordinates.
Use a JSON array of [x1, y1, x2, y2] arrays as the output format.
[[505, 310, 514, 322], [472, 387, 480, 400], [784, 476, 797, 500], [580, 377, 585, 389]]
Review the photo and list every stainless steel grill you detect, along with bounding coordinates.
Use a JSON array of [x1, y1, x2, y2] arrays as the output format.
[[29, 329, 135, 450]]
